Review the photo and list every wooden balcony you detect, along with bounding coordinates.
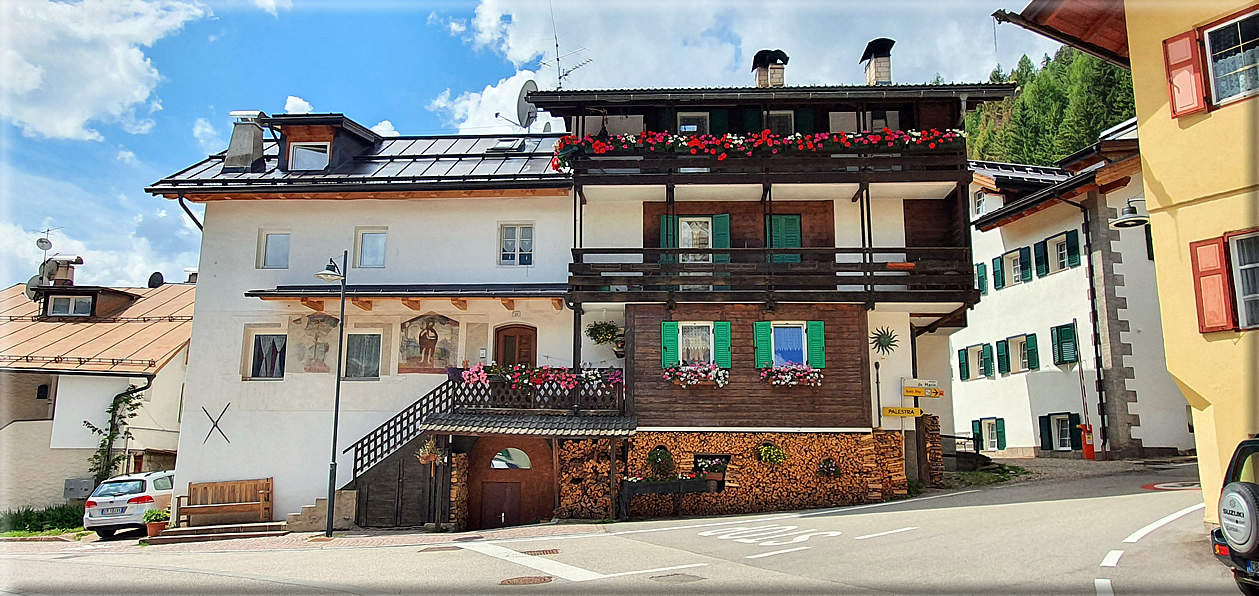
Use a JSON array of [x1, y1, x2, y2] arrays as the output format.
[[569, 247, 977, 305]]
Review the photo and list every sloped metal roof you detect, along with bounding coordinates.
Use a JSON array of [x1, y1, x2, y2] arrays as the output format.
[[147, 134, 569, 195], [969, 160, 1072, 185], [419, 412, 636, 437], [529, 82, 1019, 104], [0, 283, 194, 375]]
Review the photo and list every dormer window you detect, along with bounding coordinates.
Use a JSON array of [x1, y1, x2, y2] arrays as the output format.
[[48, 296, 92, 317], [489, 138, 525, 152], [289, 142, 330, 170]]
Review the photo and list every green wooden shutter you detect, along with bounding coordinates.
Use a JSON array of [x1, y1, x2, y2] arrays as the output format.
[[1050, 325, 1062, 365], [996, 418, 1007, 450], [992, 257, 1005, 289], [767, 214, 802, 263], [971, 420, 982, 451], [753, 321, 772, 368], [1069, 413, 1083, 450], [709, 109, 729, 136], [1034, 241, 1049, 277], [660, 214, 678, 266], [742, 108, 762, 133], [976, 262, 988, 295], [713, 322, 732, 368], [793, 108, 814, 134], [981, 343, 994, 377], [996, 339, 1010, 374], [1038, 416, 1053, 451], [1019, 247, 1033, 281], [806, 321, 826, 368], [957, 349, 969, 380], [1060, 324, 1078, 363], [661, 321, 679, 368], [1025, 333, 1039, 369], [1066, 229, 1081, 267], [712, 214, 731, 263]]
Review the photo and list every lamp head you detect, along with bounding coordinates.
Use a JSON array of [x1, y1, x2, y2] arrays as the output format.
[[313, 259, 344, 282], [1109, 204, 1150, 230]]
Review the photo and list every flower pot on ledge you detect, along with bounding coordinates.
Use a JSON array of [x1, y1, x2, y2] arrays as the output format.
[[146, 521, 167, 537], [703, 472, 723, 481]]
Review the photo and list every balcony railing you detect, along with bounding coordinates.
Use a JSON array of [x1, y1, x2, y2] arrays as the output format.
[[569, 247, 977, 304]]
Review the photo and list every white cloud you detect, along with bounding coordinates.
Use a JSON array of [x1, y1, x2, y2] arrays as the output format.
[[370, 120, 400, 137], [253, 0, 292, 17], [116, 148, 138, 164], [284, 95, 314, 114], [0, 0, 209, 141], [192, 117, 224, 153], [428, 70, 564, 134]]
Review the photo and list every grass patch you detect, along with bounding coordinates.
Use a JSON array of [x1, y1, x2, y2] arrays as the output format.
[[948, 464, 1033, 488], [0, 504, 84, 534], [906, 479, 924, 497], [0, 526, 85, 538]]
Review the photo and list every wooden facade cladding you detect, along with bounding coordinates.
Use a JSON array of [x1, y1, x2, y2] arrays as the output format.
[[643, 200, 834, 249], [626, 303, 871, 428]]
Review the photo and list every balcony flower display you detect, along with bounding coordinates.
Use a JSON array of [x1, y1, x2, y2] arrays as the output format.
[[579, 366, 624, 386], [623, 471, 701, 483], [661, 363, 730, 388], [759, 363, 824, 387], [551, 128, 966, 171], [462, 363, 623, 389]]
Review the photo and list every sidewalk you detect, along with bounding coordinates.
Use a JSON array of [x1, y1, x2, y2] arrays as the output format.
[[991, 455, 1193, 484]]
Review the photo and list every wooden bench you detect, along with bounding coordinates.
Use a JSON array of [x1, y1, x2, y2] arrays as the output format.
[[175, 478, 273, 527]]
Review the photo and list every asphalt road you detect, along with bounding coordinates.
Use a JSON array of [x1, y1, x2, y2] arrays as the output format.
[[0, 462, 1237, 595]]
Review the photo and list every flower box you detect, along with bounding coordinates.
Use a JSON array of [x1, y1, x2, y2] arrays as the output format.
[[703, 472, 724, 481], [662, 363, 729, 388], [759, 364, 824, 387]]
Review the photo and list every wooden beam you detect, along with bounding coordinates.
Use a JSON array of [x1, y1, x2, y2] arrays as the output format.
[[500, 299, 515, 310], [350, 298, 373, 311], [451, 299, 468, 311], [551, 298, 565, 311], [299, 298, 324, 312], [1097, 177, 1131, 195], [401, 298, 423, 311], [1096, 154, 1141, 186]]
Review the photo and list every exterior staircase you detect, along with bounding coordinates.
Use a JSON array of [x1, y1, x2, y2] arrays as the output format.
[[143, 522, 288, 545], [286, 490, 357, 532]]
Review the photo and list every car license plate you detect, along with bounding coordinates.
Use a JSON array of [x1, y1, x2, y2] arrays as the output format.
[[101, 507, 124, 515], [1248, 560, 1259, 574]]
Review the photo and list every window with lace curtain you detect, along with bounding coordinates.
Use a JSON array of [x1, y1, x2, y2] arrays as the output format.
[[249, 334, 286, 379], [345, 333, 382, 379], [679, 323, 713, 365]]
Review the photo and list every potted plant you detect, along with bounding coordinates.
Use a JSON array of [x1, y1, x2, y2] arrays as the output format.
[[695, 457, 728, 481], [143, 508, 169, 537], [661, 363, 730, 388], [585, 321, 625, 358], [817, 458, 841, 479], [759, 363, 824, 387], [416, 436, 445, 465]]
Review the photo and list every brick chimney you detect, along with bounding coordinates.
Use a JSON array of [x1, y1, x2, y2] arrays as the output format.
[[751, 49, 790, 88], [860, 38, 895, 85]]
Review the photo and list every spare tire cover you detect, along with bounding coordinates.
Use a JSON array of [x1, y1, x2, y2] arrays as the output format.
[[1220, 482, 1259, 557]]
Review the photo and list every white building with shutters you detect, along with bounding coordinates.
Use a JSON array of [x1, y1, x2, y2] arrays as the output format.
[[950, 120, 1194, 459]]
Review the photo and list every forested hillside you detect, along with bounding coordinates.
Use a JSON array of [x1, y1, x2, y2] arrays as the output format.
[[965, 47, 1135, 166]]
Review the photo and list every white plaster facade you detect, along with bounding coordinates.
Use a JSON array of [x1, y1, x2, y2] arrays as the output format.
[[950, 175, 1193, 457]]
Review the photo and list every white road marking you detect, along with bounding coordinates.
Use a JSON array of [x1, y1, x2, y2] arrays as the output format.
[[1122, 502, 1205, 543], [1095, 578, 1114, 596], [1100, 550, 1124, 567], [854, 527, 917, 540], [745, 546, 811, 559], [459, 542, 706, 583]]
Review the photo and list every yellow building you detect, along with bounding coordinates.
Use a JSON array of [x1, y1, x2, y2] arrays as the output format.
[[1000, 0, 1258, 527]]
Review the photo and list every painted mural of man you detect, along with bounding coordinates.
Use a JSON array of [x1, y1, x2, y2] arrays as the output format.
[[418, 320, 439, 365]]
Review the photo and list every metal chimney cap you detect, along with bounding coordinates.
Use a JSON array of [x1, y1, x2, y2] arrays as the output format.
[[860, 38, 896, 62], [751, 49, 790, 72]]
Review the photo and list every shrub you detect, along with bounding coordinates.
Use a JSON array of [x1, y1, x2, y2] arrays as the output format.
[[816, 458, 840, 478], [755, 443, 787, 465], [0, 503, 84, 533], [646, 446, 675, 478], [142, 508, 170, 523]]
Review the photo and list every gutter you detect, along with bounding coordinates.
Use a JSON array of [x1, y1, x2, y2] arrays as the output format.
[[177, 194, 203, 230], [146, 178, 573, 196], [973, 163, 1103, 231], [0, 368, 159, 379], [100, 375, 154, 477]]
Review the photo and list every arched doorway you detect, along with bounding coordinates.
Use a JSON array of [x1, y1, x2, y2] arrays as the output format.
[[495, 325, 536, 367]]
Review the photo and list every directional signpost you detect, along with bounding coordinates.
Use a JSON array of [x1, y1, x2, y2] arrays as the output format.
[[883, 407, 924, 417], [901, 378, 944, 407]]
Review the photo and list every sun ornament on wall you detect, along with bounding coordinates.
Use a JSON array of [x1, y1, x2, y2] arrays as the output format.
[[870, 327, 899, 356]]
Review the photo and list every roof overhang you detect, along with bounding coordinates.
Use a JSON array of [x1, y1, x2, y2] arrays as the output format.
[[974, 166, 1102, 231], [245, 284, 572, 312], [148, 180, 572, 201], [993, 0, 1129, 70]]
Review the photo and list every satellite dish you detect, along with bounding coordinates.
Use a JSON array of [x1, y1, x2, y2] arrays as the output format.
[[36, 238, 52, 251], [147, 271, 165, 288], [24, 276, 40, 301], [517, 80, 538, 129], [543, 122, 551, 133]]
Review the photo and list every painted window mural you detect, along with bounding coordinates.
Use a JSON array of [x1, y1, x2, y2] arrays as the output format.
[[288, 314, 339, 373], [399, 314, 460, 374]]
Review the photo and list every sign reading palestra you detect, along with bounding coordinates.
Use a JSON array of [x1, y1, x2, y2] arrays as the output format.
[[883, 407, 924, 418]]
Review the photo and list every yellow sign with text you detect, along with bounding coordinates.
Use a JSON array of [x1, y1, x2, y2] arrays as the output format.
[[902, 387, 946, 398], [882, 407, 924, 417]]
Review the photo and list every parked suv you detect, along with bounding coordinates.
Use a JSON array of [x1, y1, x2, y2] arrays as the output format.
[[83, 471, 174, 538], [1213, 439, 1259, 594]]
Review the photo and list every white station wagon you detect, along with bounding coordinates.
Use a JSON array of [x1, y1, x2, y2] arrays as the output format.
[[83, 471, 174, 537]]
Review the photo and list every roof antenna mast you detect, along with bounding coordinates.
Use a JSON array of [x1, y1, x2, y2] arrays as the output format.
[[540, 1, 591, 90]]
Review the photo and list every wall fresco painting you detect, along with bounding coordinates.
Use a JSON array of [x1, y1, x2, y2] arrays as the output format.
[[289, 313, 339, 373], [400, 314, 460, 374]]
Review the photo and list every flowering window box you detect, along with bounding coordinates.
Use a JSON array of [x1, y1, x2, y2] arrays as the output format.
[[759, 363, 824, 387], [661, 363, 729, 388]]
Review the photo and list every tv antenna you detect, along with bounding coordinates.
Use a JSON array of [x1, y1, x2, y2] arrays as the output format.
[[539, 0, 591, 89], [31, 227, 61, 263]]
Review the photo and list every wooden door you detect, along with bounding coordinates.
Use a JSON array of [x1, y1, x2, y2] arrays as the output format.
[[495, 325, 536, 367], [481, 482, 521, 529]]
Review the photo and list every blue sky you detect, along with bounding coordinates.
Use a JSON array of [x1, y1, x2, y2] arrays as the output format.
[[0, 0, 1059, 289]]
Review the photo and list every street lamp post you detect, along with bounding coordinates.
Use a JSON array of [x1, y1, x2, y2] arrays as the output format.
[[314, 251, 348, 538]]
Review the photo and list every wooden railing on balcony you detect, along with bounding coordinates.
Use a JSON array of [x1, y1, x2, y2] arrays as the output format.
[[569, 247, 977, 304], [348, 377, 625, 477]]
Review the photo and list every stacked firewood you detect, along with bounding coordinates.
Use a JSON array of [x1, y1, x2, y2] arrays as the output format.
[[554, 439, 615, 519], [622, 431, 906, 517], [921, 414, 945, 488], [448, 453, 469, 531]]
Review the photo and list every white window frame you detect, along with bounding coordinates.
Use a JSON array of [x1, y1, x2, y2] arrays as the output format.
[[1007, 335, 1029, 373], [244, 330, 287, 380], [677, 112, 710, 136], [767, 110, 794, 135], [1229, 231, 1259, 329], [48, 296, 92, 317], [354, 227, 388, 268], [498, 223, 535, 267], [973, 190, 986, 216], [288, 142, 330, 170], [677, 322, 715, 365], [1051, 414, 1073, 451], [1054, 238, 1069, 272], [343, 332, 383, 380], [985, 420, 999, 451], [257, 231, 290, 269], [965, 345, 986, 380], [1204, 9, 1259, 106], [769, 322, 808, 367], [1005, 251, 1022, 286]]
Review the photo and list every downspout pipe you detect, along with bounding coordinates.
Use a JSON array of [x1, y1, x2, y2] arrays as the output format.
[[101, 375, 155, 479], [177, 194, 203, 231], [1059, 195, 1109, 454]]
